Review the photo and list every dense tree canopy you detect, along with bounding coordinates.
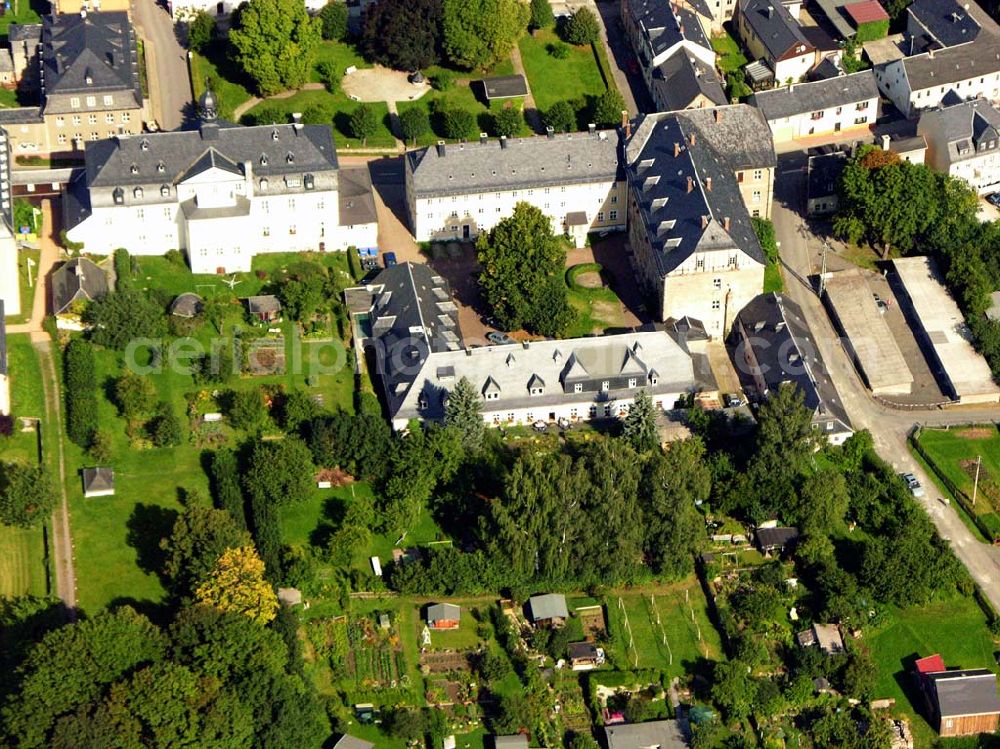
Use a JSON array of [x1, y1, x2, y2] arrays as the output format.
[[307, 410, 391, 479], [361, 0, 442, 71], [562, 7, 601, 45], [442, 0, 528, 70], [544, 100, 576, 133], [161, 506, 253, 598], [0, 463, 57, 528], [476, 202, 574, 336], [195, 545, 279, 624], [243, 436, 316, 507], [229, 0, 321, 96], [444, 377, 486, 452], [318, 0, 348, 41], [399, 106, 431, 145], [85, 289, 167, 350]]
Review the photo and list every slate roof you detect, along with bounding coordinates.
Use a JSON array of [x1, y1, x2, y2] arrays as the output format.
[[624, 107, 771, 277], [394, 330, 695, 423], [755, 526, 800, 549], [332, 735, 375, 749], [568, 642, 599, 660], [918, 97, 1000, 163], [751, 70, 879, 120], [82, 466, 114, 494], [739, 0, 814, 60], [808, 151, 848, 199], [51, 257, 108, 314], [406, 130, 621, 199], [351, 263, 462, 419], [625, 0, 712, 62], [169, 292, 203, 317], [529, 593, 569, 622], [247, 295, 281, 314], [907, 0, 980, 47], [338, 166, 378, 228], [605, 720, 687, 749], [481, 74, 528, 99], [84, 121, 338, 188], [8, 23, 41, 44], [41, 11, 139, 100], [427, 603, 461, 622], [900, 38, 1000, 91], [736, 292, 853, 434], [928, 669, 1000, 718], [652, 53, 727, 111], [0, 107, 43, 125]]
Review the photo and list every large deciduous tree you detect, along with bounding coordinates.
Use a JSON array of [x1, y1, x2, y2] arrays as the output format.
[[544, 100, 576, 133], [476, 202, 574, 336], [112, 371, 157, 422], [195, 545, 279, 624], [0, 463, 57, 528], [318, 0, 348, 41], [362, 0, 442, 71], [161, 506, 253, 597], [349, 103, 379, 145], [242, 436, 316, 507], [84, 289, 167, 350], [400, 107, 431, 145], [442, 0, 529, 70], [529, 0, 554, 29], [307, 410, 390, 479], [593, 88, 626, 128], [229, 0, 321, 96]]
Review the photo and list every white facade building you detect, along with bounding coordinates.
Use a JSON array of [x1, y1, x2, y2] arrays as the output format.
[[918, 97, 1000, 194], [65, 99, 376, 274], [0, 225, 19, 318], [405, 131, 626, 243], [874, 45, 1000, 118]]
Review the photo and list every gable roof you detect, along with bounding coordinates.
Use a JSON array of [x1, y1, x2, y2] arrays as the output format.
[[51, 257, 108, 314], [427, 603, 461, 621], [333, 735, 375, 749], [739, 0, 814, 60], [406, 130, 621, 199], [928, 669, 1000, 718], [605, 719, 687, 749], [756, 525, 800, 548], [40, 11, 139, 102], [528, 593, 569, 621], [624, 107, 771, 277], [751, 70, 879, 120], [481, 74, 528, 99], [917, 96, 1000, 162], [625, 0, 713, 62], [653, 53, 727, 111], [899, 37, 1000, 91], [907, 0, 980, 47], [84, 121, 338, 188]]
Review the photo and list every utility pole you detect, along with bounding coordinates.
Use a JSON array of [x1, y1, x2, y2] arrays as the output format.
[[973, 455, 982, 507], [818, 242, 829, 296], [26, 256, 35, 287]]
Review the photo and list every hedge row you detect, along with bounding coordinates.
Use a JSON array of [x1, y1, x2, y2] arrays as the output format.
[[64, 339, 98, 447]]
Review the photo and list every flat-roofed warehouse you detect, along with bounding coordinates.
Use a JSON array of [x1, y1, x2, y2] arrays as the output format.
[[823, 268, 913, 395], [892, 256, 1000, 404]]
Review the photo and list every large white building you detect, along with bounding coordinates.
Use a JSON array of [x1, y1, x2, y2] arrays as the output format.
[[404, 130, 626, 243], [751, 71, 880, 144], [918, 96, 1000, 194], [64, 95, 376, 274]]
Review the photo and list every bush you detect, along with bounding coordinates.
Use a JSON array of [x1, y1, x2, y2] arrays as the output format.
[[544, 100, 576, 133], [347, 246, 363, 281], [64, 339, 98, 448], [441, 108, 475, 139], [548, 41, 571, 59], [187, 10, 216, 53], [492, 107, 522, 137], [315, 61, 339, 94], [113, 248, 132, 290], [319, 1, 348, 41], [226, 388, 269, 432], [562, 7, 600, 45], [149, 402, 183, 447], [300, 105, 333, 125], [430, 70, 454, 91]]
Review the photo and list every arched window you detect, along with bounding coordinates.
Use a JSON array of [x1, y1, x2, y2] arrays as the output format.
[[113, 187, 124, 204]]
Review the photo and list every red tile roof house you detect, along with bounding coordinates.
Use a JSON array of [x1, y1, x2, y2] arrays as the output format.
[[916, 654, 1000, 736]]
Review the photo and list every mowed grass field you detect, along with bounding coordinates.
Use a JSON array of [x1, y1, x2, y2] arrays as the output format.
[[917, 426, 1000, 499], [868, 596, 998, 746], [605, 580, 723, 678], [518, 28, 615, 123]]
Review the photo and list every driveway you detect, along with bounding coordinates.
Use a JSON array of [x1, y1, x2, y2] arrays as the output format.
[[771, 151, 1000, 612], [590, 0, 650, 115], [133, 0, 192, 130]]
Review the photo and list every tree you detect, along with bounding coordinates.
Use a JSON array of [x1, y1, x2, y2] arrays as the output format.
[[641, 438, 710, 576], [161, 506, 252, 597], [529, 0, 554, 30], [383, 708, 425, 742], [562, 7, 601, 45], [712, 660, 754, 721], [196, 545, 279, 624], [64, 339, 98, 447], [210, 449, 247, 530], [274, 261, 331, 321], [400, 106, 431, 145], [112, 371, 157, 422], [442, 0, 529, 70], [229, 0, 321, 96], [187, 10, 216, 53], [0, 463, 56, 528], [593, 88, 626, 128], [318, 0, 348, 41], [493, 106, 522, 137], [307, 410, 391, 479], [88, 429, 114, 463], [349, 103, 379, 145], [149, 402, 184, 447], [84, 289, 167, 350], [441, 108, 476, 139], [476, 202, 573, 335], [361, 0, 442, 71], [544, 100, 576, 133], [792, 469, 849, 533], [275, 389, 319, 433], [226, 388, 269, 432], [623, 389, 658, 452], [243, 436, 316, 507], [444, 376, 485, 452]]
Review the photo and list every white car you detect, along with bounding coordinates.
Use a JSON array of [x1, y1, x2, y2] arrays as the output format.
[[901, 472, 925, 498]]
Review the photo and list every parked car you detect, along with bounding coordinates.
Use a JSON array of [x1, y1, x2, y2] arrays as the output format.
[[383, 251, 398, 268], [873, 293, 888, 313], [532, 420, 548, 432], [901, 472, 925, 498], [987, 193, 1000, 208], [724, 393, 745, 408], [487, 331, 513, 345]]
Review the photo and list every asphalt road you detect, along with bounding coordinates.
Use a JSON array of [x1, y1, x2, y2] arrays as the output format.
[[771, 152, 1000, 611], [133, 0, 192, 131]]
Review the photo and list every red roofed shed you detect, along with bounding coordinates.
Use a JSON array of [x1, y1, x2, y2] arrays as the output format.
[[845, 0, 890, 25], [916, 654, 947, 675]]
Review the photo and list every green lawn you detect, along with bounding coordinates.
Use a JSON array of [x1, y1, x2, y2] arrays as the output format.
[[518, 29, 613, 125], [396, 88, 531, 148], [0, 0, 43, 41], [0, 524, 48, 598], [564, 262, 632, 338], [248, 90, 396, 149], [191, 46, 254, 122], [4, 249, 40, 326], [424, 603, 492, 651], [868, 596, 998, 747], [712, 31, 748, 74], [917, 427, 1000, 520], [763, 260, 784, 293]]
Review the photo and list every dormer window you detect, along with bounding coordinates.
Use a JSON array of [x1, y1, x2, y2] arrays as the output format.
[[259, 178, 268, 190], [260, 153, 269, 166], [304, 173, 315, 190], [650, 376, 658, 385], [140, 139, 149, 151], [628, 377, 637, 388], [133, 187, 143, 199], [271, 129, 279, 141], [129, 164, 138, 175], [113, 187, 124, 204], [160, 184, 170, 197], [286, 152, 295, 164], [156, 161, 165, 173]]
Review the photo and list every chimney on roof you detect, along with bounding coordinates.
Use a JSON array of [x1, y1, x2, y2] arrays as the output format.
[[701, 215, 709, 229], [436, 140, 446, 157], [706, 176, 712, 191], [714, 108, 722, 123], [546, 125, 555, 139], [929, 47, 936, 59], [291, 112, 303, 130], [479, 132, 488, 144], [674, 141, 681, 157], [686, 175, 694, 193], [625, 117, 632, 138], [500, 135, 508, 149], [766, 5, 774, 17], [724, 216, 731, 231], [881, 133, 891, 150], [689, 132, 696, 146]]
